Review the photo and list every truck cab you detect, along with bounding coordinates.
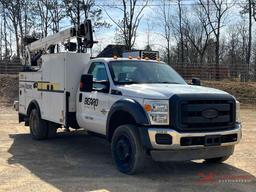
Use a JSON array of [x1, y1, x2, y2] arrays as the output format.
[[75, 57, 241, 174]]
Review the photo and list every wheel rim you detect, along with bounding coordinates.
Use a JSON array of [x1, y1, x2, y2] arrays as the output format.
[[115, 135, 132, 165]]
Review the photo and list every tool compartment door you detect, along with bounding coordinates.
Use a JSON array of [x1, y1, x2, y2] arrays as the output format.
[[40, 55, 65, 124], [18, 73, 27, 114], [19, 72, 42, 115]]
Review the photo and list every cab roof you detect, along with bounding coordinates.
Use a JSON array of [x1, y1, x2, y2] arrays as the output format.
[[91, 57, 165, 64]]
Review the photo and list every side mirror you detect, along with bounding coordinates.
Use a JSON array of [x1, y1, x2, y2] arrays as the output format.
[[93, 80, 110, 93], [80, 74, 93, 92], [192, 78, 201, 86]]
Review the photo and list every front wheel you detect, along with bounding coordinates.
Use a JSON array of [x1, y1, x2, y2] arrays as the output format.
[[111, 124, 148, 175], [204, 156, 230, 163]]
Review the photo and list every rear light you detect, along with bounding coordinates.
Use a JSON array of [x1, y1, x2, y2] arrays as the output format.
[[80, 82, 84, 89]]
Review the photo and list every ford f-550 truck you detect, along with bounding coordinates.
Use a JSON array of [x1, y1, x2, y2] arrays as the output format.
[[17, 52, 241, 174], [15, 20, 241, 174]]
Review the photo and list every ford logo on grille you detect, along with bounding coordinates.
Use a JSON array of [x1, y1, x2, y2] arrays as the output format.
[[202, 109, 218, 119]]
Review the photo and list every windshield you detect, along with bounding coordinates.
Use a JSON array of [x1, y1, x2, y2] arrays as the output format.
[[108, 61, 187, 85]]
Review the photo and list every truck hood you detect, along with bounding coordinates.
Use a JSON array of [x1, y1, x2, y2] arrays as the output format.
[[117, 84, 229, 99]]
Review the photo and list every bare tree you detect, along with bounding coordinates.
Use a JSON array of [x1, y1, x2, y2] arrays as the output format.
[[253, 41, 256, 79], [0, 0, 21, 58], [105, 0, 149, 50], [65, 0, 108, 28], [156, 0, 172, 64], [253, 0, 256, 21], [224, 24, 246, 78], [36, 0, 53, 37], [144, 18, 153, 51], [49, 0, 65, 33], [65, 0, 85, 26], [241, 0, 255, 81], [0, 3, 3, 59], [198, 0, 233, 80], [177, 0, 185, 64], [183, 5, 213, 65]]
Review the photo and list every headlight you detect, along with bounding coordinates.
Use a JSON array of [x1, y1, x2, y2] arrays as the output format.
[[236, 100, 240, 123], [143, 100, 169, 125]]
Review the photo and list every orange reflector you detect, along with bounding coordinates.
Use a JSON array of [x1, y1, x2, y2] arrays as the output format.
[[128, 56, 133, 59], [144, 104, 152, 112], [137, 56, 141, 60], [113, 56, 118, 59], [145, 57, 149, 60]]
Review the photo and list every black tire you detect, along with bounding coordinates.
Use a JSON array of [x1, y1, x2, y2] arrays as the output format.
[[205, 156, 230, 163], [29, 109, 48, 140], [47, 122, 58, 139], [111, 124, 148, 175]]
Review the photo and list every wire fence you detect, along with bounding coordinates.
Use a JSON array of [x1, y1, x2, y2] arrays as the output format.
[[0, 60, 23, 74], [0, 60, 255, 81], [170, 63, 256, 82], [0, 60, 255, 107], [169, 63, 256, 107]]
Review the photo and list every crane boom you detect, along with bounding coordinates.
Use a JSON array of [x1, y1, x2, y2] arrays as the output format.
[[24, 20, 95, 67], [27, 27, 76, 52]]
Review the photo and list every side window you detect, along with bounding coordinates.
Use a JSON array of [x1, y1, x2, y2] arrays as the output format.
[[88, 63, 108, 81], [88, 62, 109, 92]]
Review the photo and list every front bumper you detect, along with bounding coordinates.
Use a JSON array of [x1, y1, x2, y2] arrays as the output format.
[[142, 123, 242, 162], [151, 145, 235, 162], [147, 123, 241, 150]]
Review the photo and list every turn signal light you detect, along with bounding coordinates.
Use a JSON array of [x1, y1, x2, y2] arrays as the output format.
[[144, 104, 152, 112]]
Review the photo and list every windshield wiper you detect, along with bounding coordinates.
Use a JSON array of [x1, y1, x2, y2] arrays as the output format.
[[158, 82, 180, 84], [116, 81, 141, 85], [116, 81, 180, 85]]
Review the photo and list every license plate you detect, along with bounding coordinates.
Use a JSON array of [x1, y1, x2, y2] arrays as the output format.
[[205, 135, 221, 146]]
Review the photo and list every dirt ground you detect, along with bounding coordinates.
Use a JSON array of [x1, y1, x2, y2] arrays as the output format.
[[0, 105, 255, 192], [203, 81, 256, 104], [0, 75, 19, 105]]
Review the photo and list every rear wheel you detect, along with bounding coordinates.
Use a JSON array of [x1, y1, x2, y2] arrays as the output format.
[[29, 109, 48, 140], [111, 124, 148, 175], [205, 156, 230, 163]]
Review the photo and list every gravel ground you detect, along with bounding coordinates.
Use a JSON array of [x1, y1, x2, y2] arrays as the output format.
[[0, 105, 255, 192]]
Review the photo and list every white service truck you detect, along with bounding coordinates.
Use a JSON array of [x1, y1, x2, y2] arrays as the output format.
[[16, 21, 242, 174]]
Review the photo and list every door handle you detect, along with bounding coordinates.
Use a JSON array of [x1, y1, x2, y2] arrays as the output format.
[[79, 93, 83, 102]]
